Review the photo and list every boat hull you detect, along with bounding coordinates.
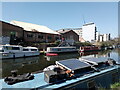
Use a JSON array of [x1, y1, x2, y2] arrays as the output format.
[[46, 50, 78, 54], [0, 52, 40, 59], [46, 46, 78, 54], [80, 49, 101, 52], [79, 46, 101, 52]]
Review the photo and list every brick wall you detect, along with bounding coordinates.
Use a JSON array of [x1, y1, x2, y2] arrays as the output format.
[[24, 31, 60, 43], [2, 21, 23, 38]]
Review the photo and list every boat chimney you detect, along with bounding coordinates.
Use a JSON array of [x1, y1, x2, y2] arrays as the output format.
[[11, 70, 18, 77]]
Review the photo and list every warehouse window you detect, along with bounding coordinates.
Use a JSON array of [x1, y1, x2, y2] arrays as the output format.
[[38, 35, 43, 39], [47, 36, 52, 39], [55, 37, 59, 40], [27, 34, 33, 38], [10, 32, 16, 38]]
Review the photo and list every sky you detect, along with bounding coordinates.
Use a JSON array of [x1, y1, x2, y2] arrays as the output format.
[[2, 2, 118, 38]]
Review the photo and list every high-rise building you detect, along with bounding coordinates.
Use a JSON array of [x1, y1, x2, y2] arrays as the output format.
[[99, 35, 103, 42], [108, 33, 111, 40], [103, 34, 108, 41], [96, 31, 99, 41], [82, 22, 97, 42], [98, 33, 111, 42]]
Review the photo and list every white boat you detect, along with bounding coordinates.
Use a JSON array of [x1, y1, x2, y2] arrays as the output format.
[[46, 42, 77, 55], [0, 44, 40, 59]]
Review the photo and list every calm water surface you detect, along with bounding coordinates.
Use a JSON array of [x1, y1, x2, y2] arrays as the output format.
[[2, 49, 120, 78]]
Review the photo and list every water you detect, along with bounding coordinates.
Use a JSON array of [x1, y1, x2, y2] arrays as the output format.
[[1, 49, 120, 78]]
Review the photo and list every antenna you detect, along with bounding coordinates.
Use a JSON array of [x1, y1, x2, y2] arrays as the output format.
[[82, 15, 86, 24]]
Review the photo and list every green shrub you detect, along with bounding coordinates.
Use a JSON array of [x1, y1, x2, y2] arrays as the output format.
[[111, 82, 120, 88]]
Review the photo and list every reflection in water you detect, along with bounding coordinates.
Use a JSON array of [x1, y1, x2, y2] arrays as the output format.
[[0, 60, 2, 78], [45, 53, 80, 61], [109, 49, 120, 64], [2, 57, 40, 77], [2, 49, 120, 78], [79, 51, 98, 56]]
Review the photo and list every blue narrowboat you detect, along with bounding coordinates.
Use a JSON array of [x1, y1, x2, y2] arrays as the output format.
[[1, 57, 120, 89]]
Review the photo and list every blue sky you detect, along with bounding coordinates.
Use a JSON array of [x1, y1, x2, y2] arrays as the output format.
[[2, 2, 118, 38]]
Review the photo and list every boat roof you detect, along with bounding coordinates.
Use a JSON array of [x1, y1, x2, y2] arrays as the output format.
[[23, 47, 38, 49], [0, 44, 22, 47], [56, 59, 90, 71], [79, 57, 109, 65], [48, 47, 76, 49]]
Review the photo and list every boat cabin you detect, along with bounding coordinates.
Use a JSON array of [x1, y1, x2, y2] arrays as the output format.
[[47, 47, 76, 53], [44, 57, 117, 84], [23, 47, 38, 52], [0, 45, 39, 53], [46, 41, 77, 54], [0, 45, 23, 52], [79, 46, 100, 52], [0, 44, 39, 59]]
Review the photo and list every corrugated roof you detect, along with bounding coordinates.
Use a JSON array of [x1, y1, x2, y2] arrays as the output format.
[[10, 20, 59, 35], [57, 30, 72, 34]]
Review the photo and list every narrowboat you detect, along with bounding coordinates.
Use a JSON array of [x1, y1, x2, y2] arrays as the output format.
[[46, 42, 77, 55], [1, 57, 120, 89], [0, 44, 40, 59], [79, 46, 101, 52]]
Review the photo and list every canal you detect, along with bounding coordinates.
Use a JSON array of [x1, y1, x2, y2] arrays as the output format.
[[1, 49, 120, 79]]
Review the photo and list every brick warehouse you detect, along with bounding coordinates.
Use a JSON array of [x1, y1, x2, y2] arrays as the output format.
[[11, 20, 60, 44], [1, 20, 61, 45]]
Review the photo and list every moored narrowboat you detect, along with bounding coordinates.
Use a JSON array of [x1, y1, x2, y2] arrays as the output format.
[[46, 42, 78, 56], [0, 44, 40, 59], [79, 46, 101, 52], [1, 57, 120, 89]]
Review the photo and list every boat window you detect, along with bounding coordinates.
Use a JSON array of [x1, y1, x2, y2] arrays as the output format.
[[51, 48, 57, 51], [57, 48, 61, 51], [0, 50, 4, 52], [3, 46, 20, 50], [31, 49, 38, 51], [23, 49, 29, 51], [5, 46, 12, 50], [12, 47, 20, 50]]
